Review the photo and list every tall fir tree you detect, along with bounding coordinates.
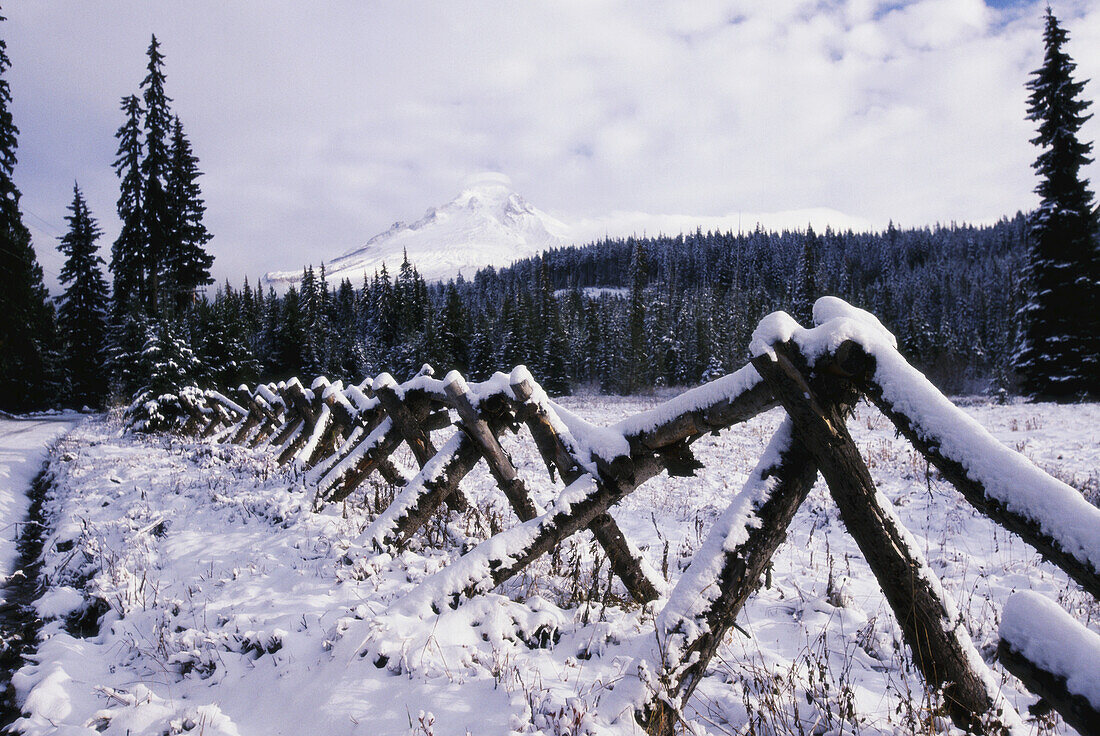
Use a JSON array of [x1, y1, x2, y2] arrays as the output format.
[[0, 14, 62, 412], [57, 184, 110, 408], [107, 94, 147, 397], [626, 239, 648, 393], [110, 94, 145, 318], [164, 115, 214, 312], [1014, 8, 1100, 400], [139, 34, 173, 315]]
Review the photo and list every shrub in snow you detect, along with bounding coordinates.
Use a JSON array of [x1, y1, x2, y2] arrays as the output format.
[[125, 320, 204, 432]]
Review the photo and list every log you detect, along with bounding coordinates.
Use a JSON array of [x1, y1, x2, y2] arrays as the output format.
[[619, 368, 778, 457], [374, 376, 438, 466], [371, 432, 487, 550], [392, 456, 667, 616], [366, 376, 536, 549], [829, 342, 1100, 600], [510, 374, 664, 604], [375, 375, 468, 512], [267, 386, 303, 448], [322, 420, 402, 504], [638, 419, 820, 734], [231, 387, 263, 444], [998, 643, 1100, 735], [390, 367, 780, 615], [177, 393, 208, 437], [752, 342, 1017, 735], [277, 381, 318, 464], [269, 416, 303, 452], [997, 590, 1100, 735], [321, 396, 450, 504], [201, 403, 234, 439], [446, 374, 538, 521]]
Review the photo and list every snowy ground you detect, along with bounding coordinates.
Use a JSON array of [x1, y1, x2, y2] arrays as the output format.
[[8, 398, 1099, 736], [0, 415, 82, 606]]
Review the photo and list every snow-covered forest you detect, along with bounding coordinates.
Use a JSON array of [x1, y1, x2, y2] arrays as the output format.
[[197, 214, 1026, 401]]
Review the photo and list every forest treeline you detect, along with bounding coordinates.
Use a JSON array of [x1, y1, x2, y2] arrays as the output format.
[[188, 216, 1026, 398]]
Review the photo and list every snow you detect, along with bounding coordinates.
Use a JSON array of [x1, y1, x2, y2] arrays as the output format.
[[9, 391, 1100, 735], [612, 363, 764, 441], [0, 415, 80, 601], [1000, 590, 1100, 710]]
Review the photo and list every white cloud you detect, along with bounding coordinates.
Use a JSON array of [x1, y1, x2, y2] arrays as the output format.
[[6, 0, 1099, 288]]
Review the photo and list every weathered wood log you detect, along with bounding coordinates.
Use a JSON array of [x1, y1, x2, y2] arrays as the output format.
[[619, 367, 778, 457], [828, 342, 1100, 600], [321, 395, 450, 504], [373, 433, 487, 550], [267, 386, 303, 448], [752, 342, 1016, 735], [201, 403, 234, 439], [392, 456, 667, 616], [231, 387, 263, 444], [446, 375, 538, 521], [278, 381, 318, 464], [998, 643, 1100, 735], [240, 389, 280, 447], [297, 404, 334, 467], [322, 420, 401, 503], [366, 377, 528, 549], [510, 375, 664, 604], [307, 400, 387, 484], [177, 393, 208, 437], [638, 418, 819, 735], [269, 416, 303, 451], [997, 591, 1100, 735], [374, 375, 468, 512], [510, 376, 580, 481], [374, 376, 438, 466], [376, 457, 408, 487]]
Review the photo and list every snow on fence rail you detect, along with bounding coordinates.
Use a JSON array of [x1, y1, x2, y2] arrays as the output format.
[[159, 297, 1098, 736]]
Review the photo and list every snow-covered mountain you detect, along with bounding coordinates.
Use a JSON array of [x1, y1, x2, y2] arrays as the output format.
[[264, 172, 876, 288], [264, 173, 570, 287]]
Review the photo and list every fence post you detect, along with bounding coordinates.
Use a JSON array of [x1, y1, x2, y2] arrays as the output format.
[[752, 341, 1017, 735]]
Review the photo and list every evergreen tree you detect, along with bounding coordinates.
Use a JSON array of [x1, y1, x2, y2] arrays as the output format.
[[0, 16, 61, 412], [164, 115, 214, 311], [110, 94, 145, 318], [126, 319, 203, 432], [626, 239, 648, 393], [57, 184, 110, 408], [792, 225, 819, 324], [139, 34, 173, 314], [1014, 8, 1100, 400], [437, 282, 469, 374]]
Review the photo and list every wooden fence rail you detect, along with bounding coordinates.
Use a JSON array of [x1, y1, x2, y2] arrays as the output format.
[[163, 297, 1099, 736]]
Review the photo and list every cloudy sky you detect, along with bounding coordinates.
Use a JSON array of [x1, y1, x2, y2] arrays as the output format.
[[7, 0, 1100, 289]]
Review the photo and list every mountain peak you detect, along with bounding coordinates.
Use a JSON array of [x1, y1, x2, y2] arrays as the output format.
[[264, 174, 567, 287]]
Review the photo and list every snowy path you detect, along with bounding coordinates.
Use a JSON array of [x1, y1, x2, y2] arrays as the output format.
[[0, 416, 80, 601]]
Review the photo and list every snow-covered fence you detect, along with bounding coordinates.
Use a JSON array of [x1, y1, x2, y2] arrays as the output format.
[[161, 297, 1100, 736], [998, 591, 1100, 735]]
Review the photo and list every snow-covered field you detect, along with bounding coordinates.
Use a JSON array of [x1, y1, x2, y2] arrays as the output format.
[[8, 398, 1099, 736]]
